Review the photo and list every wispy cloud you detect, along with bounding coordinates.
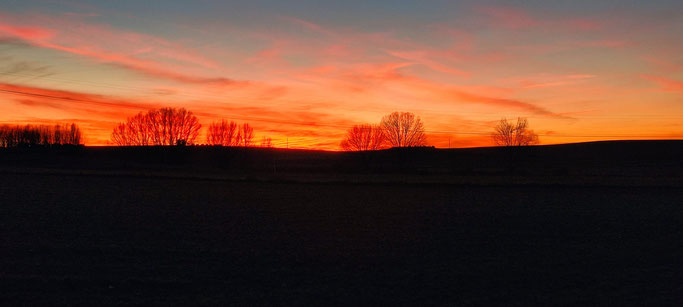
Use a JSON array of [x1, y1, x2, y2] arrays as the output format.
[[0, 82, 157, 115], [0, 14, 245, 87], [642, 75, 683, 93], [476, 5, 604, 31]]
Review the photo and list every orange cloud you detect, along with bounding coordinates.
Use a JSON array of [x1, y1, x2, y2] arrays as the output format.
[[1, 8, 680, 150], [386, 50, 470, 76], [504, 74, 597, 89], [302, 62, 564, 117], [0, 82, 352, 147], [0, 83, 162, 144], [0, 82, 156, 111]]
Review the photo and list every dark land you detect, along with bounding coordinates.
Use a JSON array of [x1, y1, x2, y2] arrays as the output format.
[[1, 140, 682, 305]]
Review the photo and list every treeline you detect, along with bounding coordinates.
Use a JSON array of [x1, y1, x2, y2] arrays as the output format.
[[1, 108, 539, 149], [340, 111, 427, 151], [207, 120, 253, 146], [111, 107, 539, 149], [341, 112, 539, 151], [0, 123, 82, 148], [111, 107, 272, 147]]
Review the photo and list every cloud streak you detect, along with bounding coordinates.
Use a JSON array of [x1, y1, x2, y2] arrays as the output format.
[[642, 75, 683, 94], [0, 15, 245, 87]]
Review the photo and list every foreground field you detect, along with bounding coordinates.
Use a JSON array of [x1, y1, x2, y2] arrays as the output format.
[[1, 171, 681, 305]]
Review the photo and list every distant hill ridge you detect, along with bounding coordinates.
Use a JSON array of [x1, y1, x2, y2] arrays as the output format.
[[1, 140, 681, 179]]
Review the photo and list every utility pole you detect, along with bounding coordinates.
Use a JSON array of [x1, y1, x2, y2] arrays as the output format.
[[448, 136, 451, 148], [286, 137, 288, 149]]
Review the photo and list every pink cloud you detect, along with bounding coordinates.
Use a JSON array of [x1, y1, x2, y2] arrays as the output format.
[[477, 6, 538, 29], [576, 40, 628, 48], [292, 62, 565, 118], [0, 23, 55, 40], [280, 16, 336, 37], [644, 57, 683, 74], [447, 90, 566, 118], [642, 75, 683, 93], [385, 50, 470, 76], [62, 12, 101, 18], [509, 74, 597, 89], [0, 14, 242, 87], [476, 5, 605, 32], [564, 19, 602, 31]]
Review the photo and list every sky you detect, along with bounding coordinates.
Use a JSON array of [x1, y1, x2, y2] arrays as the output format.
[[1, 0, 682, 149]]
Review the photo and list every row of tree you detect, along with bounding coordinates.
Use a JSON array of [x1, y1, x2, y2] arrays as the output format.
[[110, 107, 271, 147], [0, 123, 82, 147], [340, 112, 427, 151], [207, 120, 254, 147], [108, 108, 539, 149], [340, 113, 539, 151]]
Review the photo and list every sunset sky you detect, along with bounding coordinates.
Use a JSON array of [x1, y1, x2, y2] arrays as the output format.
[[1, 0, 682, 149]]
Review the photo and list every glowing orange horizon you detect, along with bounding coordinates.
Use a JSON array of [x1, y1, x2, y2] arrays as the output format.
[[1, 5, 681, 150]]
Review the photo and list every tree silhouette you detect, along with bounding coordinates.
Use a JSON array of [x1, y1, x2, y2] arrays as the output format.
[[260, 136, 273, 148], [67, 123, 82, 145], [0, 123, 82, 147], [492, 117, 539, 146], [237, 123, 254, 147], [340, 124, 386, 151], [207, 120, 239, 146], [111, 113, 151, 146], [111, 107, 201, 146], [380, 112, 427, 147]]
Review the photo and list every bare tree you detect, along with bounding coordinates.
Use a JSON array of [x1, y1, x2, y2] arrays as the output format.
[[111, 107, 201, 146], [237, 123, 254, 147], [207, 120, 239, 146], [379, 112, 427, 147], [112, 113, 152, 146], [340, 124, 386, 151], [67, 123, 82, 145], [492, 117, 539, 146], [0, 125, 7, 147], [148, 108, 201, 145], [260, 136, 273, 148]]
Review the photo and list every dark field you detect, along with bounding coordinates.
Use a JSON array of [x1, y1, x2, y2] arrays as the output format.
[[1, 142, 682, 305]]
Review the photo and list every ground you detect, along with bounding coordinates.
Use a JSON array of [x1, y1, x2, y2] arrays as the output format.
[[1, 167, 681, 305]]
